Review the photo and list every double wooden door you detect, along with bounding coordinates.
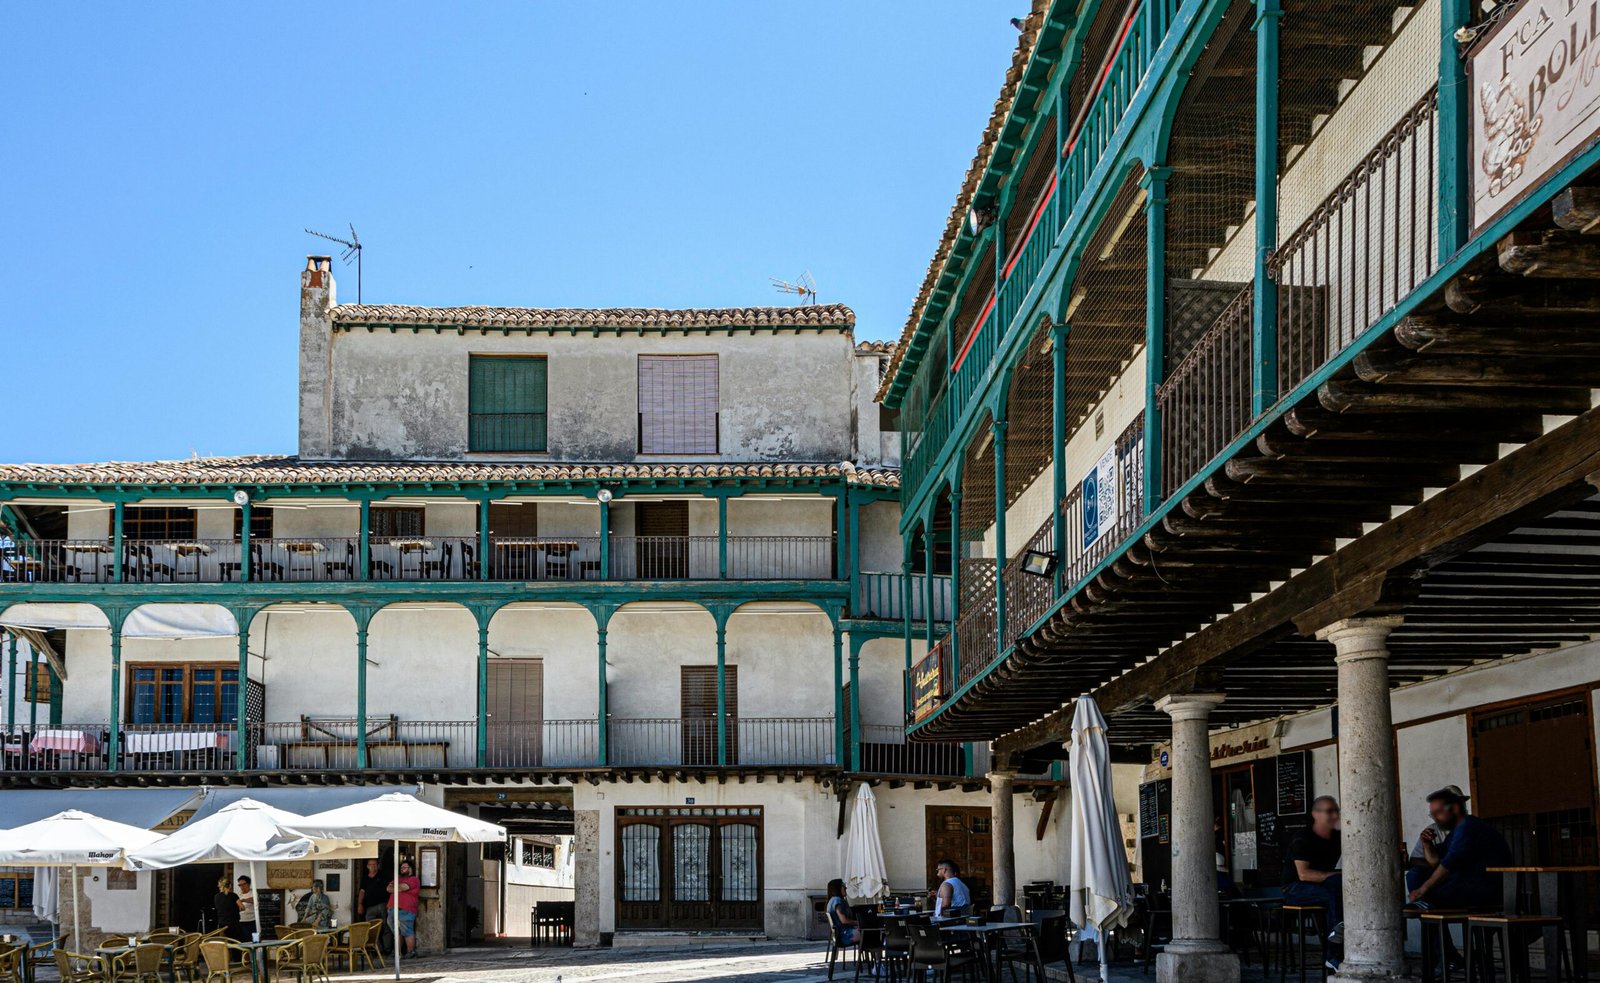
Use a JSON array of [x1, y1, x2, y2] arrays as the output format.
[[616, 807, 763, 930], [925, 806, 993, 909]]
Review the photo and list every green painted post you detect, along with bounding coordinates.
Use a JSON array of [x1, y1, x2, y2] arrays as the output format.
[[476, 619, 490, 768], [847, 493, 861, 616], [479, 497, 492, 580], [923, 518, 937, 648], [1438, 0, 1473, 260], [718, 496, 729, 580], [6, 632, 16, 731], [235, 621, 250, 770], [239, 499, 252, 584], [112, 501, 125, 583], [949, 488, 962, 624], [599, 498, 611, 581], [715, 615, 729, 767], [992, 419, 1008, 659], [107, 615, 124, 771], [1051, 324, 1068, 596], [355, 619, 370, 769], [832, 623, 845, 766], [49, 661, 62, 726], [28, 640, 38, 730], [596, 621, 609, 766], [1142, 167, 1172, 516], [847, 635, 863, 772], [901, 546, 914, 721], [358, 500, 371, 582], [834, 491, 848, 580], [1253, 0, 1283, 415]]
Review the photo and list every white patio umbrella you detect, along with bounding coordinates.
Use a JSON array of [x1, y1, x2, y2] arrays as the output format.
[[1068, 695, 1134, 983], [843, 784, 889, 901], [124, 798, 375, 942], [285, 792, 505, 979], [0, 810, 164, 953]]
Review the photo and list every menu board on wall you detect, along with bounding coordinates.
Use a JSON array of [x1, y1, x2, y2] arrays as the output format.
[[1139, 781, 1161, 839], [910, 648, 945, 723], [1276, 750, 1309, 816]]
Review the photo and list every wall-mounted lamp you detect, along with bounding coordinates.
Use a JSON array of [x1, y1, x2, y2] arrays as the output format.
[[966, 204, 997, 236], [232, 490, 250, 506], [597, 488, 614, 504], [1020, 549, 1057, 579]]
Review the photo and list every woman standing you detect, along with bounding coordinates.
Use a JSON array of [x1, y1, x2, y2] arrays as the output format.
[[213, 875, 243, 940]]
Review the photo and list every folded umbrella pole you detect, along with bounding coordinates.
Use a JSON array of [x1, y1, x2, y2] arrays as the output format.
[[1069, 695, 1134, 983]]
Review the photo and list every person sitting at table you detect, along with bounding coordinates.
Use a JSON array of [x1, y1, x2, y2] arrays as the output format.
[[1406, 785, 1511, 911], [1282, 795, 1343, 971], [236, 875, 256, 935], [826, 878, 859, 946], [929, 859, 972, 918], [296, 879, 334, 930], [214, 874, 244, 940]]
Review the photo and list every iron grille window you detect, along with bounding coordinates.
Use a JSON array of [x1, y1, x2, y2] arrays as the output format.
[[370, 506, 425, 538], [469, 355, 548, 452], [638, 355, 718, 454], [123, 507, 196, 541], [233, 507, 274, 539], [127, 663, 238, 724]]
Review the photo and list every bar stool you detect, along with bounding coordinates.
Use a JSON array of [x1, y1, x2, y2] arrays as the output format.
[[1275, 904, 1327, 983], [1466, 915, 1566, 983], [1417, 911, 1469, 983]]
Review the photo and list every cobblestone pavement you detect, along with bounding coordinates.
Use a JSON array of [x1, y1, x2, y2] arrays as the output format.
[[331, 941, 838, 982]]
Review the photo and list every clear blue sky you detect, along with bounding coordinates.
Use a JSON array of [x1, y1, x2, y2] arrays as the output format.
[[3, 2, 1023, 464]]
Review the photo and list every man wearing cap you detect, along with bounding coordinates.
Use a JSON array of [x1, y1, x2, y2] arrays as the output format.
[[1406, 785, 1511, 910]]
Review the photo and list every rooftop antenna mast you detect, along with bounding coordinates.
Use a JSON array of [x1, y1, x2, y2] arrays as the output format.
[[305, 225, 363, 303], [770, 270, 818, 305]]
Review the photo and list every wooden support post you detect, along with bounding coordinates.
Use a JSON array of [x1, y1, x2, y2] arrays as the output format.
[[106, 611, 126, 771], [479, 497, 492, 580], [1142, 167, 1172, 515], [596, 620, 610, 767], [358, 500, 371, 582], [847, 491, 861, 614], [476, 617, 490, 768], [239, 498, 252, 584], [923, 517, 937, 648], [5, 631, 15, 731], [834, 490, 848, 580], [1438, 0, 1473, 261], [901, 544, 914, 721], [848, 633, 863, 773], [993, 419, 1009, 660], [599, 497, 611, 581], [235, 620, 250, 770], [718, 496, 729, 580], [355, 614, 371, 769], [112, 501, 125, 583], [1253, 0, 1282, 414], [28, 638, 39, 730], [714, 608, 731, 767], [833, 622, 846, 768], [1051, 324, 1068, 595]]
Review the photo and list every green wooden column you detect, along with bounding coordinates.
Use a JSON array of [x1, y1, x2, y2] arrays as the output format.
[[948, 488, 962, 627], [992, 418, 1008, 660], [1142, 167, 1172, 515], [475, 612, 491, 768], [1050, 324, 1068, 596], [593, 602, 616, 768], [358, 500, 371, 581], [901, 544, 914, 720], [846, 491, 861, 612], [834, 491, 848, 580], [234, 611, 251, 770], [352, 607, 374, 769], [5, 631, 16, 731], [239, 498, 252, 583], [479, 497, 492, 580], [106, 608, 128, 771], [28, 640, 38, 730], [832, 622, 845, 766], [1438, 0, 1473, 260], [847, 634, 864, 772], [923, 517, 937, 648], [112, 501, 125, 583], [1253, 0, 1283, 414], [713, 607, 733, 767], [718, 496, 729, 580], [49, 661, 62, 726], [599, 497, 611, 581]]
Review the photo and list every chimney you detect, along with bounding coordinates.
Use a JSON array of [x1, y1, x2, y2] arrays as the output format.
[[298, 256, 337, 459]]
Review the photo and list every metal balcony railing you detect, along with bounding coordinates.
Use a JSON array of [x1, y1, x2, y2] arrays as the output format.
[[857, 725, 965, 777], [854, 572, 953, 623], [607, 716, 834, 768]]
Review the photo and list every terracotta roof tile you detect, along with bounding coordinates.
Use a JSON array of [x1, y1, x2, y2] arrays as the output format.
[[878, 0, 1050, 401], [855, 340, 897, 354], [0, 455, 899, 489], [332, 304, 856, 331]]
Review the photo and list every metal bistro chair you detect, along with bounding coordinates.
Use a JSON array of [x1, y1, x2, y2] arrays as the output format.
[[909, 922, 982, 983], [1274, 904, 1328, 983], [422, 541, 454, 579]]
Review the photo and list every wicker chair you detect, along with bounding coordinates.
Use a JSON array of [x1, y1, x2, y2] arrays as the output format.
[[0, 945, 24, 983], [53, 950, 107, 983], [108, 943, 168, 983], [330, 922, 376, 974], [200, 940, 252, 983], [275, 933, 332, 983], [168, 933, 204, 983]]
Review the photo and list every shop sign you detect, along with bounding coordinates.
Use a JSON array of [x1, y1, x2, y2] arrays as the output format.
[[910, 647, 945, 723], [1210, 735, 1271, 761], [267, 861, 313, 890], [1081, 445, 1119, 549], [1470, 0, 1600, 230]]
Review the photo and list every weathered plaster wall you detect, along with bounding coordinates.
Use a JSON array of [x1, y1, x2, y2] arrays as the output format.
[[857, 500, 903, 573]]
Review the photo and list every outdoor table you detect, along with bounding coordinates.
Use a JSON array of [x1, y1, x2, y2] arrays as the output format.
[[939, 922, 1035, 982], [389, 539, 435, 579], [123, 729, 232, 768], [65, 542, 114, 582], [234, 938, 294, 983], [1487, 864, 1598, 983], [280, 541, 325, 580], [95, 941, 176, 983], [165, 541, 213, 580], [6, 556, 43, 582]]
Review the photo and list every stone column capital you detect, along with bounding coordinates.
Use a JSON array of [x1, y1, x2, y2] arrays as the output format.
[[1317, 615, 1404, 662], [1154, 692, 1226, 722], [987, 770, 1018, 785]]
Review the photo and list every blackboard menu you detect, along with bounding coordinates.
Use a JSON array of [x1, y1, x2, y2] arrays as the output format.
[[1139, 782, 1160, 838], [1276, 750, 1309, 816], [256, 890, 284, 934]]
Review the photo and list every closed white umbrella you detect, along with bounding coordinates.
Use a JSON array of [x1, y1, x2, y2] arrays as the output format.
[[843, 784, 889, 901], [124, 798, 375, 943], [1069, 695, 1133, 983], [0, 810, 164, 953], [286, 792, 505, 979]]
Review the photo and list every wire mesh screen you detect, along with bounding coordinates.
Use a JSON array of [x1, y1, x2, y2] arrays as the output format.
[[1063, 166, 1147, 435], [1071, 0, 1139, 119], [1004, 116, 1060, 263]]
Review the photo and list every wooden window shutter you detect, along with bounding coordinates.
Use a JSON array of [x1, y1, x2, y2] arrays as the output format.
[[470, 356, 549, 452], [638, 355, 718, 454]]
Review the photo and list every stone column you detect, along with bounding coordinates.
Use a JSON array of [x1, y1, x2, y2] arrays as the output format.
[[1154, 692, 1238, 983], [989, 769, 1017, 909], [1318, 617, 1409, 983]]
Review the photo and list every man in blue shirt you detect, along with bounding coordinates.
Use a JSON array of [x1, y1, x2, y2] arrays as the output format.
[[1406, 785, 1511, 910]]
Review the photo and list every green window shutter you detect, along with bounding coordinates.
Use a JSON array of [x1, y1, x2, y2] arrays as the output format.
[[469, 356, 548, 452]]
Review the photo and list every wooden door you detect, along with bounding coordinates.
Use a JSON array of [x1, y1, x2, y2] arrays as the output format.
[[636, 501, 689, 578], [615, 808, 763, 931], [487, 659, 543, 766], [1472, 693, 1598, 869], [681, 666, 737, 766], [925, 806, 993, 909]]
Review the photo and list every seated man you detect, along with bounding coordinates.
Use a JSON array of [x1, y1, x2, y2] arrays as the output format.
[[1282, 795, 1343, 970], [1406, 785, 1510, 911]]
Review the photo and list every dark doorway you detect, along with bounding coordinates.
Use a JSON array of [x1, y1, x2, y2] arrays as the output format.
[[636, 502, 689, 578], [615, 806, 762, 930], [681, 666, 737, 766], [172, 862, 226, 933]]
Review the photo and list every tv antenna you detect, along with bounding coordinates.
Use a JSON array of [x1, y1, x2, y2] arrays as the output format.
[[305, 224, 363, 303], [770, 271, 818, 305]]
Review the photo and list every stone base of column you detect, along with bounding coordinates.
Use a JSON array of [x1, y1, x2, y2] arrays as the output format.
[[1330, 967, 1418, 983], [1156, 943, 1240, 983]]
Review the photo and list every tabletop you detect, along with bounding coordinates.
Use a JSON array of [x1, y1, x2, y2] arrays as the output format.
[[281, 542, 326, 553], [940, 921, 1035, 934], [1487, 865, 1600, 872], [235, 939, 295, 950]]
